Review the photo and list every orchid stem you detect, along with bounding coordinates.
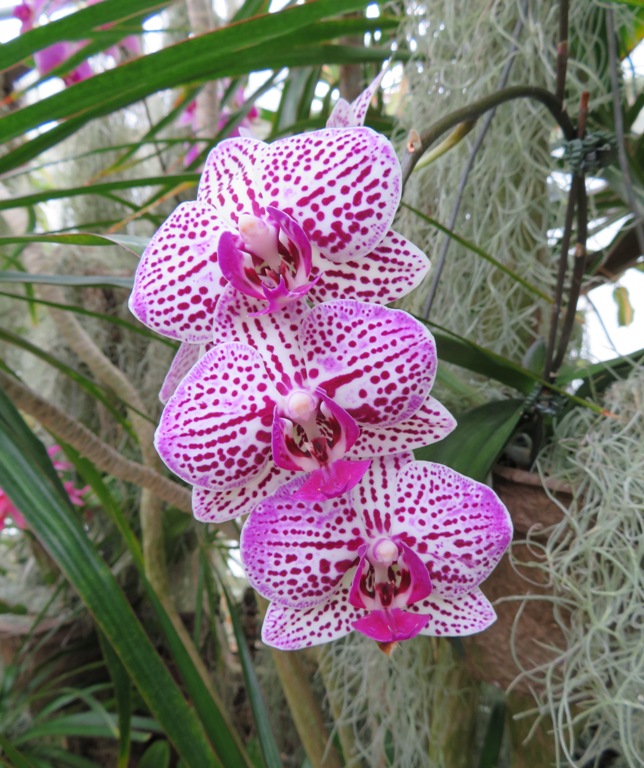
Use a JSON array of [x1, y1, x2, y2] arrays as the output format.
[[401, 85, 575, 189], [271, 647, 343, 768]]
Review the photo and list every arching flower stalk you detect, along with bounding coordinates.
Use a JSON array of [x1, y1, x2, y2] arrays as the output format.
[[241, 454, 512, 649]]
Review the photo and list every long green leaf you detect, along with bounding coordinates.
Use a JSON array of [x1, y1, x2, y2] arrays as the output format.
[[0, 233, 149, 257], [414, 399, 526, 481], [0, 271, 134, 290], [0, 0, 168, 70], [0, 0, 373, 142], [0, 735, 39, 768], [61, 451, 253, 768], [0, 394, 220, 768], [98, 633, 133, 768], [221, 581, 282, 768]]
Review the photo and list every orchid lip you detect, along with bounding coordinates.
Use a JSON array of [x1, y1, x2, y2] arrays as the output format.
[[218, 207, 317, 312]]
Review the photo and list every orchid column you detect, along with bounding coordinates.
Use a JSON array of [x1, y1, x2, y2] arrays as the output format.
[[129, 71, 511, 652]]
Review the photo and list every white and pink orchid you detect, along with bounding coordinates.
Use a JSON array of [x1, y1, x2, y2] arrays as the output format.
[[240, 454, 512, 648], [129, 69, 510, 651], [156, 296, 455, 521], [155, 298, 455, 521], [128, 124, 429, 342]]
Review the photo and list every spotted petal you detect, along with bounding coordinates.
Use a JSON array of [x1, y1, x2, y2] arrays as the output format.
[[240, 478, 362, 609], [192, 463, 297, 523], [394, 462, 512, 597], [213, 286, 309, 390], [159, 343, 205, 404], [155, 343, 277, 491], [257, 127, 401, 262], [412, 588, 497, 637], [307, 230, 430, 305], [349, 396, 456, 458], [197, 136, 266, 222], [301, 301, 437, 425], [129, 201, 228, 343], [261, 576, 362, 650]]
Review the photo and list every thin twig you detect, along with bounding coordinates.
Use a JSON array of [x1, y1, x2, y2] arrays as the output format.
[[400, 85, 575, 188], [605, 7, 644, 256], [420, 3, 528, 318], [555, 0, 569, 104], [543, 174, 580, 380]]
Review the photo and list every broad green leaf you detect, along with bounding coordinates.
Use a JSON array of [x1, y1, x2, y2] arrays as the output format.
[[0, 0, 168, 69], [414, 399, 526, 481], [221, 581, 282, 768], [0, 271, 134, 290], [0, 233, 150, 257], [417, 317, 537, 394], [477, 689, 505, 768], [139, 740, 172, 768], [0, 395, 221, 768]]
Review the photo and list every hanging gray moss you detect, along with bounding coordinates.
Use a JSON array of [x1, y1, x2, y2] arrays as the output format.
[[531, 367, 644, 768]]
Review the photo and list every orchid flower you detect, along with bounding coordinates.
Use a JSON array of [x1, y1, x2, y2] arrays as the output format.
[[240, 453, 512, 649], [155, 298, 455, 521], [129, 115, 428, 343]]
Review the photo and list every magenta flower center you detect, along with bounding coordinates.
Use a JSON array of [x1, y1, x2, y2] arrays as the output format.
[[218, 207, 317, 313]]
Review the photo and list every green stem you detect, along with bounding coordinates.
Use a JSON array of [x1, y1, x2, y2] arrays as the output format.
[[400, 85, 575, 187], [271, 649, 343, 768]]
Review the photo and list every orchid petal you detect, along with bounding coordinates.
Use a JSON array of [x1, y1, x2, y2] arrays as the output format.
[[159, 343, 204, 404], [271, 411, 319, 473], [213, 286, 308, 389], [192, 463, 297, 523], [240, 480, 361, 608], [258, 128, 400, 262], [307, 230, 430, 305], [349, 396, 456, 458], [155, 343, 277, 491], [398, 542, 433, 603], [197, 137, 266, 222], [294, 458, 371, 501], [349, 66, 387, 127], [129, 202, 227, 343], [301, 301, 436, 425], [412, 588, 497, 637], [353, 608, 430, 643], [326, 98, 355, 129], [351, 453, 414, 538], [261, 578, 362, 649], [394, 462, 513, 597]]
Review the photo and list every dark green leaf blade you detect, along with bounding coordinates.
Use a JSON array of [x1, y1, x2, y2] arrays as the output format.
[[415, 399, 526, 481]]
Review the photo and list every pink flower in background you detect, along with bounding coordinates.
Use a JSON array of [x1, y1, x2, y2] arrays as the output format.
[[12, 0, 140, 86], [0, 445, 89, 532], [241, 454, 512, 649]]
